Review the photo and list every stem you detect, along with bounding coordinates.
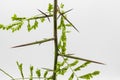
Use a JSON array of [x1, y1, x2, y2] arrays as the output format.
[[53, 0, 58, 80], [0, 68, 15, 80]]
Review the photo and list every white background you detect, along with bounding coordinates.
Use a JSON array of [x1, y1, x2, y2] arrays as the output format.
[[0, 0, 120, 80]]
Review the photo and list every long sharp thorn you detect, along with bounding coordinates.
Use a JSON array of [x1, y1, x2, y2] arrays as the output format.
[[57, 9, 73, 19], [37, 9, 50, 22], [59, 54, 105, 65], [12, 38, 54, 48], [57, 6, 79, 32], [63, 9, 73, 14], [41, 68, 53, 72], [64, 16, 79, 32]]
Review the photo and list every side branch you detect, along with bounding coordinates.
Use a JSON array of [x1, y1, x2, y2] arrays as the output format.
[[0, 68, 15, 80], [59, 54, 105, 65], [12, 38, 54, 48]]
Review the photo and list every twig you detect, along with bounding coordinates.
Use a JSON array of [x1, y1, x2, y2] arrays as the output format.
[[0, 68, 15, 80], [11, 77, 50, 80]]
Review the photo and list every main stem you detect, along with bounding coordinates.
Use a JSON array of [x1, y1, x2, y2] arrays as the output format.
[[53, 0, 58, 80]]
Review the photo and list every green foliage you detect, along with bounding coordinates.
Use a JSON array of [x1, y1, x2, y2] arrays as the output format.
[[48, 3, 53, 14], [79, 71, 100, 80], [65, 24, 72, 27], [12, 14, 26, 21], [74, 61, 91, 71], [44, 70, 48, 78], [36, 69, 41, 79], [16, 61, 24, 79], [40, 18, 45, 22], [60, 3, 64, 9], [30, 65, 34, 80], [70, 60, 79, 67], [0, 10, 48, 32], [27, 20, 38, 32], [57, 65, 69, 75], [68, 73, 74, 80], [0, 24, 5, 30], [58, 16, 67, 55]]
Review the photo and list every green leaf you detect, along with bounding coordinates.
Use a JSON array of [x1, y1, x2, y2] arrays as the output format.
[[66, 31, 71, 33], [74, 61, 91, 71], [60, 3, 64, 8], [79, 71, 100, 79], [11, 28, 15, 32], [16, 61, 24, 79], [47, 75, 53, 80], [11, 14, 26, 21], [68, 73, 74, 80], [36, 69, 41, 78], [92, 71, 100, 76], [44, 70, 48, 78], [16, 21, 23, 30], [31, 20, 38, 30], [70, 60, 79, 67], [11, 14, 17, 21], [58, 16, 65, 30], [0, 24, 4, 28], [0, 24, 5, 30], [58, 66, 69, 75], [6, 22, 18, 30], [40, 18, 45, 23], [57, 58, 68, 67], [65, 24, 72, 27], [27, 20, 31, 32], [30, 65, 34, 76], [48, 3, 53, 13]]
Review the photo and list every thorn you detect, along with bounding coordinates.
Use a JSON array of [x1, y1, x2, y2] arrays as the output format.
[[37, 9, 50, 22], [57, 9, 73, 19], [11, 38, 54, 48], [41, 67, 53, 72], [57, 6, 79, 32], [59, 54, 105, 65]]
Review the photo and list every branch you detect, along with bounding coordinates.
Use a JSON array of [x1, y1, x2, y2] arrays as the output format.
[[59, 54, 105, 65], [12, 38, 54, 48], [0, 68, 15, 80], [11, 77, 50, 80]]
